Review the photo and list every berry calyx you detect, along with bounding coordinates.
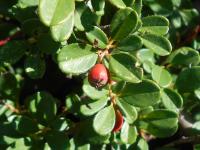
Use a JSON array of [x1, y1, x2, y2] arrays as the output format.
[[88, 64, 109, 88], [112, 109, 124, 132]]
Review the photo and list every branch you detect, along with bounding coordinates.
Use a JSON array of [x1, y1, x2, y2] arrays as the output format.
[[164, 135, 200, 147]]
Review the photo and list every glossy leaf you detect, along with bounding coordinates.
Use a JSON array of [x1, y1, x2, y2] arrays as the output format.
[[82, 79, 108, 99], [141, 34, 172, 56], [161, 88, 183, 112], [140, 110, 178, 137], [109, 53, 141, 83], [111, 8, 138, 40], [151, 65, 172, 87], [140, 15, 169, 35], [39, 0, 75, 26], [86, 26, 108, 49], [50, 13, 74, 42], [166, 47, 200, 66], [80, 97, 108, 116], [57, 43, 98, 74], [116, 35, 142, 52], [74, 2, 97, 31], [108, 0, 126, 9], [120, 122, 137, 144], [93, 105, 115, 135], [120, 80, 160, 107], [117, 99, 137, 124]]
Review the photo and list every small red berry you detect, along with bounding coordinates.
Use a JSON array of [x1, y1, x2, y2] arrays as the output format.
[[88, 64, 109, 88], [112, 109, 124, 132]]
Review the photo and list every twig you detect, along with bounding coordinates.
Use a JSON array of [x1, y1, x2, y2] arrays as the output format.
[[0, 99, 19, 114], [164, 135, 200, 147]]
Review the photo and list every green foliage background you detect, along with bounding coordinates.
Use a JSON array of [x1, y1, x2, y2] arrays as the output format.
[[0, 0, 200, 149]]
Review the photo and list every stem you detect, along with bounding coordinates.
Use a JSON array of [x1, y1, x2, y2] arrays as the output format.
[[164, 136, 200, 147]]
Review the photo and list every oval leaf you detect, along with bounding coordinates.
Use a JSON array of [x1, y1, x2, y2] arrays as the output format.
[[86, 26, 108, 49], [50, 13, 74, 42], [109, 53, 141, 83], [120, 80, 160, 107], [161, 88, 183, 112], [140, 15, 169, 35], [141, 34, 172, 56], [93, 105, 115, 135], [117, 35, 142, 52], [151, 65, 172, 87], [117, 99, 137, 124], [120, 122, 137, 144], [80, 97, 108, 116], [39, 0, 75, 26], [140, 110, 178, 137], [82, 78, 108, 99], [176, 66, 200, 92], [111, 8, 138, 41], [57, 43, 98, 74], [166, 47, 200, 66]]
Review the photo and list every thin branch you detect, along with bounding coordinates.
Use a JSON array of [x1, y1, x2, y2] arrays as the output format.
[[164, 135, 200, 147]]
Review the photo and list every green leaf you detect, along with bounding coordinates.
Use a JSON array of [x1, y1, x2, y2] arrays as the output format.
[[132, 0, 142, 16], [140, 15, 169, 35], [39, 0, 75, 26], [176, 66, 200, 92], [117, 99, 137, 124], [129, 138, 149, 150], [120, 122, 137, 144], [93, 105, 115, 135], [109, 53, 141, 83], [15, 116, 39, 134], [108, 0, 126, 9], [195, 88, 200, 100], [151, 65, 172, 87], [147, 0, 173, 16], [161, 88, 183, 112], [74, 2, 97, 31], [140, 34, 172, 56], [91, 0, 105, 16], [46, 131, 69, 150], [37, 33, 60, 54], [83, 78, 108, 100], [24, 55, 46, 79], [86, 26, 108, 49], [27, 91, 57, 124], [0, 73, 19, 100], [140, 110, 178, 137], [50, 13, 74, 42], [166, 47, 200, 66], [0, 41, 27, 65], [111, 8, 138, 40], [57, 43, 98, 74], [120, 80, 160, 107], [80, 97, 108, 116], [179, 9, 199, 26], [116, 35, 142, 52], [50, 117, 68, 131]]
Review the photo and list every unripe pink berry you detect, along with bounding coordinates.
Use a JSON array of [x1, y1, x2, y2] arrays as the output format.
[[88, 64, 109, 88]]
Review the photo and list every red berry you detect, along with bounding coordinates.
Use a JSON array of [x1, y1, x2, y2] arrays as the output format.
[[88, 64, 109, 88], [0, 37, 11, 46], [112, 109, 123, 132]]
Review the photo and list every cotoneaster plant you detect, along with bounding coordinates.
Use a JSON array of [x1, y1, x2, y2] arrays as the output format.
[[0, 0, 200, 149]]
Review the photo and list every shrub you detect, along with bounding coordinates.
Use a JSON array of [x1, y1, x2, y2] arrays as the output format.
[[0, 0, 200, 149]]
